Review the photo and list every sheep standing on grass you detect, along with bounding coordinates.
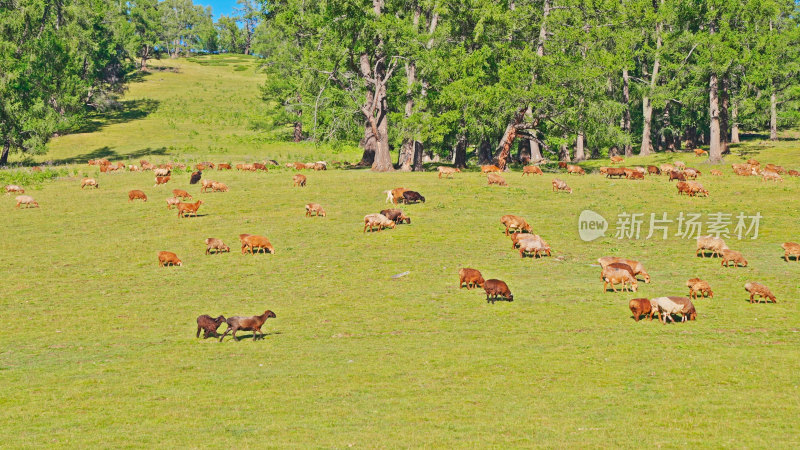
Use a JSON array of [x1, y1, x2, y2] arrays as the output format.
[[782, 242, 800, 262], [219, 310, 277, 342], [744, 282, 777, 303], [15, 195, 39, 208], [196, 315, 226, 338]]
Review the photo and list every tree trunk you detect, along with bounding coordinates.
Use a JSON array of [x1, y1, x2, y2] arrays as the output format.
[[640, 8, 662, 156], [685, 126, 697, 149], [478, 140, 492, 165], [496, 107, 527, 169], [453, 132, 467, 168], [530, 136, 543, 162], [293, 121, 303, 142], [708, 72, 722, 162], [770, 91, 778, 141], [0, 141, 9, 166], [622, 68, 632, 156], [140, 45, 150, 71], [720, 75, 729, 154], [412, 141, 424, 171], [518, 139, 532, 164], [359, 123, 377, 166], [559, 143, 571, 162], [399, 60, 417, 171], [731, 102, 740, 143], [574, 132, 586, 161]]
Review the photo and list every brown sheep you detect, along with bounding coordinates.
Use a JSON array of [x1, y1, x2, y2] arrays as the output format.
[[217, 163, 232, 170], [694, 149, 708, 157], [458, 268, 485, 289], [721, 249, 747, 267], [787, 169, 799, 177], [676, 181, 694, 196], [510, 232, 535, 249], [293, 174, 307, 187], [200, 179, 215, 193], [687, 181, 709, 197], [484, 279, 513, 303], [380, 209, 410, 224], [647, 165, 661, 175], [242, 235, 275, 254], [696, 236, 728, 258], [80, 178, 98, 189], [762, 170, 782, 182], [312, 162, 327, 171], [652, 297, 697, 323], [686, 278, 714, 300], [659, 163, 675, 173], [211, 182, 229, 192], [604, 167, 627, 178], [389, 187, 407, 204], [744, 282, 777, 303], [4, 185, 24, 194], [522, 165, 543, 176], [128, 190, 147, 202], [674, 161, 686, 170], [552, 178, 572, 193], [158, 251, 182, 267], [683, 168, 700, 179], [628, 171, 644, 180], [219, 310, 277, 342], [15, 195, 39, 208], [177, 200, 203, 218], [166, 197, 181, 209], [764, 163, 784, 174], [364, 213, 396, 232], [500, 215, 532, 236], [669, 171, 686, 181], [253, 163, 268, 172], [205, 238, 230, 255], [305, 203, 327, 217], [601, 266, 638, 292], [437, 167, 461, 179], [153, 167, 171, 177], [566, 164, 585, 175], [481, 165, 501, 174], [610, 156, 624, 164], [710, 169, 722, 176], [487, 173, 507, 186], [597, 257, 651, 283], [558, 161, 568, 169], [172, 189, 192, 199], [781, 242, 800, 262], [154, 175, 171, 186], [629, 298, 654, 322], [196, 315, 226, 338]]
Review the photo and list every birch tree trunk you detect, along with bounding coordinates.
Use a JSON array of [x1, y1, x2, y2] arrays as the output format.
[[731, 102, 740, 143], [708, 72, 722, 162], [770, 91, 778, 140], [622, 68, 632, 156]]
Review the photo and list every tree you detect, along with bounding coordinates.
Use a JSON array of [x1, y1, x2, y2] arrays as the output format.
[[234, 0, 263, 55], [216, 15, 242, 53], [129, 0, 160, 69]]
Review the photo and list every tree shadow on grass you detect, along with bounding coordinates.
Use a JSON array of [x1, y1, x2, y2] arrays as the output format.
[[49, 146, 168, 166], [71, 99, 160, 134]]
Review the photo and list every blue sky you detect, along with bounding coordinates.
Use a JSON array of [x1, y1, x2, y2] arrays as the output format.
[[198, 0, 238, 19]]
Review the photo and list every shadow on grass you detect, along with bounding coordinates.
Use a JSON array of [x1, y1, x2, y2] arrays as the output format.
[[221, 331, 281, 342], [71, 99, 160, 134], [49, 146, 168, 166]]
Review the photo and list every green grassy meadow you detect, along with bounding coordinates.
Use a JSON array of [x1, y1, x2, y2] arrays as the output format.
[[2, 55, 800, 447]]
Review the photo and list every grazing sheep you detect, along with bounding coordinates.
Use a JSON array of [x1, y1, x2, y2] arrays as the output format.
[[154, 175, 171, 186], [217, 163, 232, 170], [687, 181, 709, 197], [128, 190, 147, 202], [363, 213, 396, 232], [219, 310, 277, 342], [4, 185, 24, 194], [606, 262, 635, 278], [652, 296, 697, 323], [721, 249, 747, 267], [312, 162, 327, 171], [166, 197, 181, 209], [293, 174, 307, 187], [647, 165, 661, 175], [629, 298, 654, 322], [744, 282, 777, 303], [676, 181, 692, 196], [696, 236, 728, 258], [158, 251, 182, 267], [604, 167, 627, 179], [522, 165, 543, 176], [196, 315, 226, 338], [601, 266, 638, 292], [402, 191, 425, 204], [305, 203, 327, 217], [762, 170, 782, 182], [201, 179, 215, 193], [242, 235, 275, 254], [252, 163, 268, 171], [787, 169, 799, 177], [437, 167, 461, 179], [566, 164, 585, 175], [674, 161, 686, 170], [610, 156, 624, 164], [597, 257, 650, 283], [484, 279, 513, 303], [694, 149, 708, 157], [710, 169, 722, 176], [177, 200, 203, 218], [659, 163, 675, 173], [518, 235, 551, 258], [552, 178, 572, 193], [747, 159, 760, 167], [487, 173, 508, 186], [211, 182, 229, 192], [205, 238, 230, 255], [628, 171, 644, 180], [669, 171, 686, 181], [510, 232, 535, 249], [389, 187, 407, 204], [558, 161, 568, 169], [15, 195, 39, 208], [380, 209, 410, 224], [153, 168, 171, 177], [765, 163, 784, 174], [480, 165, 501, 174], [80, 178, 98, 189], [686, 278, 714, 300], [683, 168, 700, 179], [458, 268, 485, 289], [500, 215, 532, 235], [781, 242, 800, 262], [189, 170, 202, 184], [172, 189, 192, 199]]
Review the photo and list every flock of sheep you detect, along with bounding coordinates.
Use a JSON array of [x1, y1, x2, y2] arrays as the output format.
[[6, 153, 797, 337]]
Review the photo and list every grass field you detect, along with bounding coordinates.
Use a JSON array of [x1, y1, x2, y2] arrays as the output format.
[[2, 55, 800, 447]]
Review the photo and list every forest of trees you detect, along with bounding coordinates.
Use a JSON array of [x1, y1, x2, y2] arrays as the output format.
[[2, 1, 799, 169]]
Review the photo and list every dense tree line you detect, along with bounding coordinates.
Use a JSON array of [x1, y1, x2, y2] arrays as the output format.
[[256, 0, 800, 171], [1, 0, 265, 164]]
